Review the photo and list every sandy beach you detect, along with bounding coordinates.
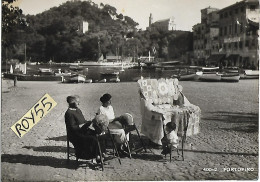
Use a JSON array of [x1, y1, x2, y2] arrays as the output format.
[[1, 79, 259, 181]]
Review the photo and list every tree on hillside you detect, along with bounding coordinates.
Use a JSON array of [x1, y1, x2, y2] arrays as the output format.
[[2, 0, 26, 34]]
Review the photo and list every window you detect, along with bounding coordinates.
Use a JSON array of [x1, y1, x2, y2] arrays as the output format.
[[220, 14, 223, 19], [234, 24, 237, 34], [240, 7, 244, 12], [224, 26, 227, 35], [235, 8, 238, 14], [251, 40, 256, 47], [229, 25, 232, 34], [220, 27, 223, 36], [250, 5, 256, 10], [224, 12, 228, 18], [245, 40, 249, 47], [239, 41, 243, 49], [240, 23, 243, 33], [229, 11, 233, 16], [235, 42, 238, 49]]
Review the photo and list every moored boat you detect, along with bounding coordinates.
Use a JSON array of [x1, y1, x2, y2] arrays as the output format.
[[38, 68, 54, 75], [100, 71, 119, 76]]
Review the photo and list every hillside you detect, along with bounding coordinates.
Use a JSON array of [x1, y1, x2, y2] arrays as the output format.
[[2, 0, 193, 63]]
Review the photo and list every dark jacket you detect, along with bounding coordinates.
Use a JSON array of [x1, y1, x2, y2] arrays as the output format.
[[65, 108, 99, 159]]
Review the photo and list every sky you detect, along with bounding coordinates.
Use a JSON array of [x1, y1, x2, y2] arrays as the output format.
[[15, 0, 240, 31]]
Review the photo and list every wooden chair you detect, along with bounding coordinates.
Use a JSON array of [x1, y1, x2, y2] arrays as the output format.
[[125, 123, 147, 154], [66, 126, 121, 171]]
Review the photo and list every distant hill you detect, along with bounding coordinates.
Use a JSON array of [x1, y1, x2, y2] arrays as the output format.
[[2, 0, 193, 63], [27, 1, 138, 37]]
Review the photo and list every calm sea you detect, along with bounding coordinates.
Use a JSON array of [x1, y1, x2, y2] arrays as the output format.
[[27, 64, 179, 82]]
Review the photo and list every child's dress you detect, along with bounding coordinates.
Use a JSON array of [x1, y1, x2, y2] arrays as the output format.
[[97, 105, 127, 144], [166, 130, 179, 148]]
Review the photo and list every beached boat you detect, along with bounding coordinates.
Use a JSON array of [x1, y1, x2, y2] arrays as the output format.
[[221, 74, 240, 82], [110, 77, 120, 82], [242, 70, 259, 79], [199, 73, 222, 82], [99, 79, 107, 83], [85, 79, 93, 83], [4, 73, 62, 81], [62, 74, 86, 83], [179, 73, 197, 81]]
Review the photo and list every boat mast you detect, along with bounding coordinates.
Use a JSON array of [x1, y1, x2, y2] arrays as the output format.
[[24, 43, 26, 62], [97, 37, 100, 61]]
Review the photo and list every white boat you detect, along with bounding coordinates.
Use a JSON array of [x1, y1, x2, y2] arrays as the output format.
[[221, 74, 240, 82], [62, 74, 86, 83], [38, 68, 54, 75], [81, 61, 122, 67], [242, 70, 259, 79], [202, 67, 219, 72], [39, 68, 53, 72], [99, 79, 107, 83], [85, 79, 93, 83], [110, 77, 120, 82]]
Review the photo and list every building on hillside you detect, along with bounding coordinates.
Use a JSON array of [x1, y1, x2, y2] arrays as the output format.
[[147, 13, 176, 31], [192, 7, 220, 66], [192, 0, 259, 69], [217, 0, 259, 69], [82, 21, 89, 33]]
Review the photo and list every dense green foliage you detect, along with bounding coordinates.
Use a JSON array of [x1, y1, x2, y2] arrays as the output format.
[[2, 0, 193, 63]]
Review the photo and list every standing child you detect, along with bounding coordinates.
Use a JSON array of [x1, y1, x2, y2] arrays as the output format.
[[161, 121, 179, 155]]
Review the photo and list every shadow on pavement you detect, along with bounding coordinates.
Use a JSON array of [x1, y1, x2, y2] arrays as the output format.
[[46, 135, 67, 141], [1, 154, 100, 170], [183, 149, 258, 156], [203, 111, 258, 133], [23, 146, 68, 153]]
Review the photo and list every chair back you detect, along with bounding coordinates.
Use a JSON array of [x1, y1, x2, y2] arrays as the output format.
[[137, 78, 183, 106]]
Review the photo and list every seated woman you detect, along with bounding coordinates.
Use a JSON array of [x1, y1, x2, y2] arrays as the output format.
[[97, 93, 133, 155], [65, 95, 103, 162]]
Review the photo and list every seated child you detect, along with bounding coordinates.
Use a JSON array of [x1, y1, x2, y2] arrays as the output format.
[[97, 93, 133, 155], [161, 121, 179, 155]]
